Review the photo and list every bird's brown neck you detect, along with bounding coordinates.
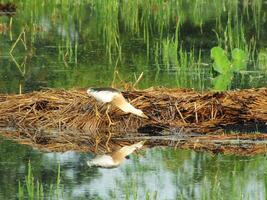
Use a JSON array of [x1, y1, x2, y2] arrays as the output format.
[[111, 151, 125, 164], [111, 95, 125, 107]]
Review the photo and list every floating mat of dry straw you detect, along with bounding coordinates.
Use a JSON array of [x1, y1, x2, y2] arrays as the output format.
[[0, 87, 267, 153]]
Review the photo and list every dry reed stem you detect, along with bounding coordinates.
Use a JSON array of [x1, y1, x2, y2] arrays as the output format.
[[0, 87, 267, 154]]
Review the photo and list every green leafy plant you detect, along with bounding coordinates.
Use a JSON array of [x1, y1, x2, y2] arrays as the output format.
[[210, 46, 248, 90], [212, 73, 233, 91], [211, 46, 248, 74], [211, 47, 231, 74]]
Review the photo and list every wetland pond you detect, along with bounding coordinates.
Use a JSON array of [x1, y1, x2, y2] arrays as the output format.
[[0, 0, 267, 199], [1, 137, 267, 200]]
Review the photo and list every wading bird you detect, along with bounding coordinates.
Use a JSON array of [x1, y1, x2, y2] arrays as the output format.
[[87, 87, 148, 126], [87, 141, 145, 168]]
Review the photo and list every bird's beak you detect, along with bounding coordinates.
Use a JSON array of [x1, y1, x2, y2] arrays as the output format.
[[141, 113, 149, 119], [140, 140, 146, 145], [137, 140, 146, 148]]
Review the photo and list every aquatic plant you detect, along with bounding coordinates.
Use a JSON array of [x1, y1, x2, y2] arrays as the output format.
[[211, 46, 248, 90], [211, 46, 248, 74], [18, 161, 62, 200], [0, 0, 266, 93], [257, 48, 267, 71]]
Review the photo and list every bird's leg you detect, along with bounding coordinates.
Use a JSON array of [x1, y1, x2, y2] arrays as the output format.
[[106, 104, 116, 126], [105, 130, 112, 152], [94, 136, 101, 153], [94, 103, 101, 119], [105, 105, 116, 152]]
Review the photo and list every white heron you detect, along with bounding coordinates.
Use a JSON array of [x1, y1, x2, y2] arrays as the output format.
[[87, 87, 148, 126]]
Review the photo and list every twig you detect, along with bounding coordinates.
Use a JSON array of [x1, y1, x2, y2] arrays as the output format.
[[194, 102, 198, 123], [9, 29, 27, 54], [133, 72, 144, 89], [175, 103, 187, 124], [111, 57, 120, 87]]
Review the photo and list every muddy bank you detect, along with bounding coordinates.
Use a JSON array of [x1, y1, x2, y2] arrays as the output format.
[[0, 87, 267, 154]]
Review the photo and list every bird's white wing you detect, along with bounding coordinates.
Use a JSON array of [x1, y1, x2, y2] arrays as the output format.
[[88, 141, 145, 168], [87, 155, 117, 168], [87, 90, 119, 103]]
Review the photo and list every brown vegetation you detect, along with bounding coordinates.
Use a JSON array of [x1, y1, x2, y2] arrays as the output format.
[[0, 87, 267, 154], [0, 3, 16, 16]]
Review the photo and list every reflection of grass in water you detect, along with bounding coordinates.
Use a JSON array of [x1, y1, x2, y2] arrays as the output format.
[[18, 161, 61, 200], [159, 147, 267, 200], [92, 0, 121, 63], [111, 177, 158, 200], [1, 0, 266, 92], [6, 0, 264, 63], [214, 13, 251, 53], [257, 48, 267, 71], [14, 147, 267, 200], [154, 22, 203, 69]]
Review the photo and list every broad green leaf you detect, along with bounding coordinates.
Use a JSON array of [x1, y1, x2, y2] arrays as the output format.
[[212, 73, 233, 91], [211, 47, 231, 74], [231, 48, 248, 72]]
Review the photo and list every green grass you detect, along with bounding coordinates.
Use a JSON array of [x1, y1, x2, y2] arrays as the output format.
[[2, 0, 264, 65], [1, 0, 266, 93], [18, 161, 62, 200]]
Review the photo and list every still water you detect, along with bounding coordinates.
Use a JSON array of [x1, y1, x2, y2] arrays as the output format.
[[1, 1, 267, 199], [0, 137, 267, 200], [0, 1, 267, 93]]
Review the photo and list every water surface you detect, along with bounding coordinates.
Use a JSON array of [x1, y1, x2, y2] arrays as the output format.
[[0, 137, 267, 200], [0, 1, 266, 93], [1, 1, 267, 199]]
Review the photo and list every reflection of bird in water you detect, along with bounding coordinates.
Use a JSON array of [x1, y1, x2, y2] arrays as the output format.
[[87, 141, 145, 168], [87, 87, 148, 126]]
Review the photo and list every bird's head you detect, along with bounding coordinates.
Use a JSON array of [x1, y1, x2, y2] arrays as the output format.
[[87, 88, 94, 96]]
